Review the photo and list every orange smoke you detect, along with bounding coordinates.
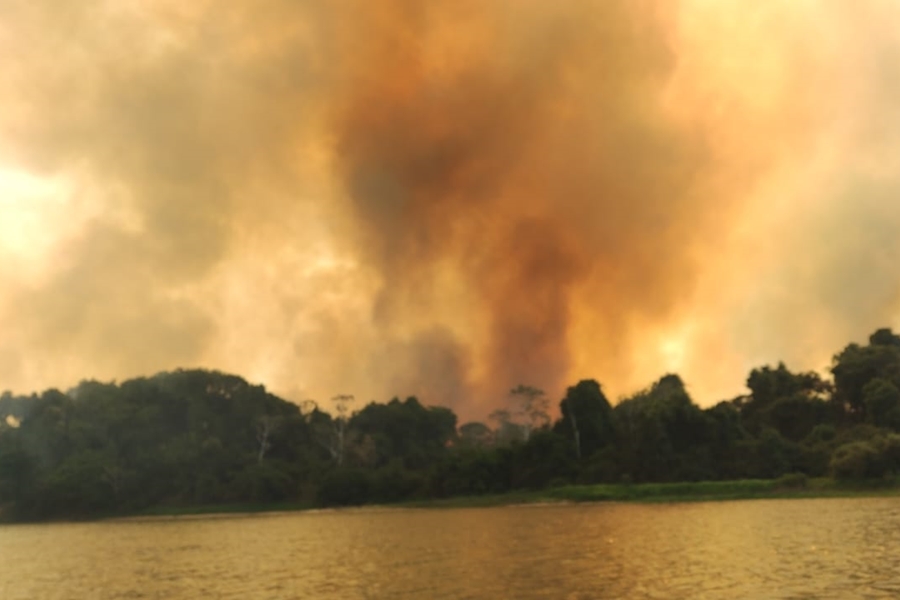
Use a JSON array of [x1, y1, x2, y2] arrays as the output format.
[[1, 1, 899, 420], [330, 1, 740, 413]]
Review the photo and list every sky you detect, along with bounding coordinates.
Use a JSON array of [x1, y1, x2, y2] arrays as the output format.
[[1, 0, 899, 420]]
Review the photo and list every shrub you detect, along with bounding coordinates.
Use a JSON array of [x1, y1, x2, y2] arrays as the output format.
[[317, 468, 371, 506], [775, 472, 808, 490], [831, 441, 884, 480]]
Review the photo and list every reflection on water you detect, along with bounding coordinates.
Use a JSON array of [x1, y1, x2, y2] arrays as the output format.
[[2, 497, 900, 599]]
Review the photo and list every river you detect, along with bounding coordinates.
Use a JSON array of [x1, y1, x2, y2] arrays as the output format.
[[2, 497, 899, 599]]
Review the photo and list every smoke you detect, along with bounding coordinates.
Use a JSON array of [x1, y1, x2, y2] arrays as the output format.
[[329, 1, 720, 413], [1, 0, 899, 418], [0, 0, 335, 389], [711, 1, 900, 379]]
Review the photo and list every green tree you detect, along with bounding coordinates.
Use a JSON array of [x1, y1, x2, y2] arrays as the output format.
[[829, 434, 900, 480], [351, 396, 456, 469], [556, 380, 614, 460], [509, 385, 549, 442], [741, 363, 832, 437], [863, 378, 900, 430], [703, 401, 748, 479], [613, 375, 710, 481], [832, 328, 900, 419]]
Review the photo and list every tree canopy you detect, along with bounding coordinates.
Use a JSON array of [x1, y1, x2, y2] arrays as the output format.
[[3, 328, 900, 521]]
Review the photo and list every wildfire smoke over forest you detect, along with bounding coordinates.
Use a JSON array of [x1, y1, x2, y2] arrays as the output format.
[[1, 1, 899, 419]]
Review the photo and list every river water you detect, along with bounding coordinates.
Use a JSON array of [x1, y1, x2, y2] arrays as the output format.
[[2, 497, 899, 599]]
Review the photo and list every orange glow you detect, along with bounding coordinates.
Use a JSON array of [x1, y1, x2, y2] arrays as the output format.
[[2, 1, 900, 419]]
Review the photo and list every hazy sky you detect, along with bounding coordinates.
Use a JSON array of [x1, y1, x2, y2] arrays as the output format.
[[1, 0, 899, 419]]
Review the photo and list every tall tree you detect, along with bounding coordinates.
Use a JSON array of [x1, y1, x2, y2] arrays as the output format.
[[863, 378, 900, 430], [832, 329, 900, 419], [509, 385, 549, 442], [329, 394, 355, 466], [740, 363, 833, 438], [556, 380, 614, 460]]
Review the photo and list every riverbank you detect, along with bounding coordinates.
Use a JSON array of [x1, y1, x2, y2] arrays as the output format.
[[111, 475, 900, 520], [413, 476, 900, 509], [4, 476, 894, 523]]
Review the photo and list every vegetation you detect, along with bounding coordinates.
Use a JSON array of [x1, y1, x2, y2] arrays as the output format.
[[4, 327, 900, 521]]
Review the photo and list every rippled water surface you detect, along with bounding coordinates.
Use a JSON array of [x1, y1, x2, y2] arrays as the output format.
[[2, 497, 900, 599]]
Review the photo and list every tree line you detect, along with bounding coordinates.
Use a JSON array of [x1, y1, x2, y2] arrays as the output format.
[[2, 327, 900, 520]]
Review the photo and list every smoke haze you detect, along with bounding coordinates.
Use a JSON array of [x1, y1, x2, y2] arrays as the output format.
[[1, 0, 899, 418]]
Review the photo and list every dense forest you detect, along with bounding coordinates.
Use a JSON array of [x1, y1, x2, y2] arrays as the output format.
[[3, 327, 900, 521]]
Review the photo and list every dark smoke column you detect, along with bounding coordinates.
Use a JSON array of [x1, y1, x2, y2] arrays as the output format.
[[330, 0, 715, 415]]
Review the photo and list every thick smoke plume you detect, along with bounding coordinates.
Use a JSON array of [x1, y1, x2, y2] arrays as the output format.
[[329, 1, 722, 412], [1, 1, 900, 419]]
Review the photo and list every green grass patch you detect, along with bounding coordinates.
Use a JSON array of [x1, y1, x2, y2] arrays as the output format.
[[395, 477, 900, 510], [103, 477, 900, 521], [128, 501, 314, 519], [544, 479, 788, 503], [540, 477, 900, 504]]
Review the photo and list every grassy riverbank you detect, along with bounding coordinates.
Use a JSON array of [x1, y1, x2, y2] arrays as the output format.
[[545, 476, 900, 502], [420, 476, 900, 507], [394, 476, 900, 509], [117, 476, 900, 519]]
